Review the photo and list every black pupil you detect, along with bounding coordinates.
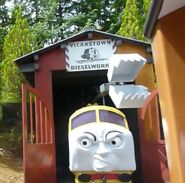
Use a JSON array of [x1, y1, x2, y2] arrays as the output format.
[[112, 140, 116, 145], [83, 141, 87, 145]]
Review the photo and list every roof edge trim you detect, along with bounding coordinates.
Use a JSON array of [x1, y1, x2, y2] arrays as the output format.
[[15, 30, 150, 65], [144, 0, 164, 38]]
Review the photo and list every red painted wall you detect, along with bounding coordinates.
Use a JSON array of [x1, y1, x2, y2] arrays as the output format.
[[35, 48, 65, 113]]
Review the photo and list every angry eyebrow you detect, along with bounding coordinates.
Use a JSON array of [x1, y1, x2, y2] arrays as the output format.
[[105, 130, 124, 139], [84, 132, 97, 141]]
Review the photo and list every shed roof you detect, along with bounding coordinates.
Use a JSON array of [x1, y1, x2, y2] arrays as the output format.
[[144, 0, 185, 38], [15, 29, 150, 66]]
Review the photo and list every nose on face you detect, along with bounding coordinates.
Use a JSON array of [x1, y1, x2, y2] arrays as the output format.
[[96, 142, 111, 155]]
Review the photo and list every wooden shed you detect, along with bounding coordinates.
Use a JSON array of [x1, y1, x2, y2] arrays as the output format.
[[15, 30, 157, 183], [144, 0, 185, 183]]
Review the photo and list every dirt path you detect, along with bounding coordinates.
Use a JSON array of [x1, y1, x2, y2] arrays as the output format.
[[0, 162, 23, 183], [0, 148, 23, 183], [0, 127, 23, 182]]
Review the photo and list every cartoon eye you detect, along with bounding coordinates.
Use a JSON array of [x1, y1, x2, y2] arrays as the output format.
[[80, 138, 93, 148], [109, 136, 122, 147], [106, 131, 124, 147]]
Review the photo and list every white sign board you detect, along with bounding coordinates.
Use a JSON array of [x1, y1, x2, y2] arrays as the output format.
[[65, 39, 116, 72]]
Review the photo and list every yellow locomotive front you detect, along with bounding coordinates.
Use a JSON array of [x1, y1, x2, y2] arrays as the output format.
[[68, 105, 136, 183]]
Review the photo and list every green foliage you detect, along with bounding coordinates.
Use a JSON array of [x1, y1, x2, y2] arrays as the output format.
[[117, 0, 151, 40], [1, 6, 32, 103], [30, 0, 61, 49], [0, 2, 11, 107], [0, 0, 126, 49], [62, 0, 125, 37], [0, 1, 11, 62], [141, 0, 152, 30], [117, 0, 143, 40]]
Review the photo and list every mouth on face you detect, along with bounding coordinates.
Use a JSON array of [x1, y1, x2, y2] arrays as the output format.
[[92, 156, 110, 171]]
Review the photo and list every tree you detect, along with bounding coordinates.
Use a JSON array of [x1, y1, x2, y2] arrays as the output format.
[[24, 0, 63, 49], [1, 0, 126, 48], [140, 0, 151, 32], [117, 0, 151, 40], [0, 1, 10, 56], [0, 1, 12, 106], [117, 0, 144, 40], [21, 0, 126, 41], [1, 6, 32, 103], [61, 0, 125, 37]]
